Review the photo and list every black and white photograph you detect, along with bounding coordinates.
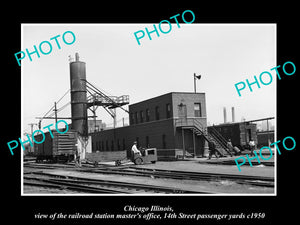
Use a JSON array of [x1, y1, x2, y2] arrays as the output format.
[[2, 4, 298, 225], [21, 24, 276, 196]]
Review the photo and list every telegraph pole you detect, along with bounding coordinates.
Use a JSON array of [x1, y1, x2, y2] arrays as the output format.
[[28, 123, 37, 152]]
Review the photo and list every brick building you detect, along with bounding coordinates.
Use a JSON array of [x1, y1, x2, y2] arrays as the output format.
[[90, 92, 208, 159], [87, 120, 106, 133]]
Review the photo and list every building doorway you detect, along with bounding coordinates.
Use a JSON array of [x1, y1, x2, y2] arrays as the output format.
[[247, 129, 252, 142], [178, 103, 187, 120]]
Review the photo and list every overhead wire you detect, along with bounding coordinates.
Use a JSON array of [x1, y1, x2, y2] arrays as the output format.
[[56, 88, 70, 104], [40, 89, 70, 120]]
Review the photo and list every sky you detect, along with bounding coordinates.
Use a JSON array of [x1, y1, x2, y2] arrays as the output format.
[[22, 24, 276, 134]]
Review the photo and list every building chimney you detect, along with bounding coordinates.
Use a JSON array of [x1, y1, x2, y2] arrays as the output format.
[[223, 107, 227, 123], [232, 107, 235, 123]]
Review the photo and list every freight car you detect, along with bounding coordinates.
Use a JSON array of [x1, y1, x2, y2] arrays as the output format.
[[257, 131, 275, 148], [208, 122, 257, 150], [34, 130, 78, 162]]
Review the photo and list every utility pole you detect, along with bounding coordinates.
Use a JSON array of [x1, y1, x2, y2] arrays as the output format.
[[194, 73, 201, 93], [28, 123, 37, 152]]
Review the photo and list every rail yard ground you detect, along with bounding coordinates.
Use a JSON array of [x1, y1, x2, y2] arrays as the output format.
[[23, 155, 274, 195]]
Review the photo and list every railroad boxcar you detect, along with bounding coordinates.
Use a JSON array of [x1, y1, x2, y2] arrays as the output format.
[[257, 131, 275, 148], [34, 130, 78, 162], [208, 122, 257, 150]]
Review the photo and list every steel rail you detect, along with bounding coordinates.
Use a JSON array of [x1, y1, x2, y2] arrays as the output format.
[[81, 167, 274, 187], [127, 166, 274, 181], [24, 163, 274, 188], [25, 172, 209, 194], [125, 167, 274, 187], [24, 176, 130, 194], [83, 167, 274, 183]]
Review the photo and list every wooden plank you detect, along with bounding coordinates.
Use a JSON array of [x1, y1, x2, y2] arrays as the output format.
[[85, 151, 127, 162]]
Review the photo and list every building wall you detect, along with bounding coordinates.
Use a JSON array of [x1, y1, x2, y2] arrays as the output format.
[[257, 131, 275, 147], [91, 119, 175, 157], [208, 122, 257, 149], [209, 123, 241, 146], [129, 93, 173, 124], [171, 92, 207, 119], [129, 92, 207, 124], [91, 92, 207, 158], [175, 129, 206, 156], [88, 120, 106, 133], [239, 123, 257, 146]]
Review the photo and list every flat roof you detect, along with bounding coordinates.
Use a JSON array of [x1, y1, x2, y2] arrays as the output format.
[[129, 92, 205, 107]]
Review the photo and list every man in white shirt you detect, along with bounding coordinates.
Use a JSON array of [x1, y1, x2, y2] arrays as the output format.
[[249, 139, 256, 156], [131, 141, 141, 156]]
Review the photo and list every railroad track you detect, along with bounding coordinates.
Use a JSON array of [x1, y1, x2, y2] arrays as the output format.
[[125, 167, 275, 187], [24, 163, 274, 188], [24, 172, 209, 194], [77, 167, 274, 188]]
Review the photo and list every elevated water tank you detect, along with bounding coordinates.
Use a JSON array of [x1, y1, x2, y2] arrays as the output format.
[[69, 53, 88, 136]]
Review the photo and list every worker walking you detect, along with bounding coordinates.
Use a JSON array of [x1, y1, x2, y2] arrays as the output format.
[[249, 139, 256, 156], [74, 148, 81, 167], [208, 141, 219, 159]]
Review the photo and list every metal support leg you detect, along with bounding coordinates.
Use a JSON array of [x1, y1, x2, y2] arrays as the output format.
[[192, 129, 196, 158], [182, 128, 185, 160], [204, 137, 209, 157]]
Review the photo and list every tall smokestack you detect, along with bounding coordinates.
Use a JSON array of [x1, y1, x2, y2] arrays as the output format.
[[223, 107, 227, 123], [231, 107, 235, 123], [69, 53, 88, 137]]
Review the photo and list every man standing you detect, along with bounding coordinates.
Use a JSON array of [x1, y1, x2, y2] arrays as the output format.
[[208, 141, 219, 159], [227, 139, 233, 151], [249, 139, 256, 156]]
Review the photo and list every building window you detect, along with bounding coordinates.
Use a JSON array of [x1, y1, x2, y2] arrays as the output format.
[[146, 109, 150, 122], [117, 139, 120, 151], [122, 138, 126, 150], [135, 112, 138, 124], [102, 141, 104, 152], [162, 134, 167, 149], [155, 106, 160, 120], [194, 103, 202, 117], [98, 141, 101, 151], [106, 140, 109, 151], [111, 140, 114, 151], [140, 110, 144, 123], [146, 136, 150, 148], [130, 113, 135, 124], [166, 103, 171, 118]]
